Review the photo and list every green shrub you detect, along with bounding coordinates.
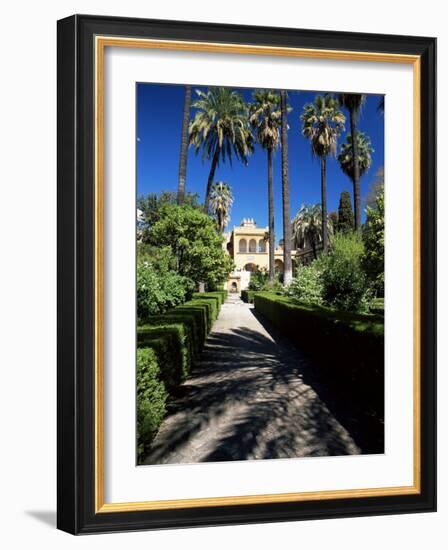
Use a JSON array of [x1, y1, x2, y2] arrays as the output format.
[[321, 232, 368, 312], [148, 203, 233, 290], [138, 324, 190, 389], [136, 348, 168, 461], [248, 268, 269, 291], [362, 185, 384, 297], [136, 292, 225, 462], [248, 269, 284, 292], [193, 290, 227, 308], [253, 292, 384, 426], [137, 247, 194, 322], [241, 289, 258, 303], [285, 261, 324, 305]]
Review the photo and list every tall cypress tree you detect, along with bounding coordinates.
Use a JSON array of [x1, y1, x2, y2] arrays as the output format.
[[337, 191, 354, 234]]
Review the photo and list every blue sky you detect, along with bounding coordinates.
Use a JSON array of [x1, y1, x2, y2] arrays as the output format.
[[137, 83, 384, 242]]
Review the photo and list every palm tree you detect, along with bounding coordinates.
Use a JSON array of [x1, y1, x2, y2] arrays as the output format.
[[249, 90, 281, 281], [209, 181, 234, 233], [189, 87, 253, 212], [177, 85, 192, 204], [280, 90, 293, 285], [338, 132, 374, 219], [338, 93, 365, 231], [292, 204, 333, 259], [301, 95, 345, 252]]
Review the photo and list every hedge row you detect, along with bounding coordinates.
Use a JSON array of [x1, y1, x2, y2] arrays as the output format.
[[254, 292, 385, 441], [136, 291, 225, 462], [192, 290, 228, 309], [369, 297, 384, 315], [241, 289, 257, 303]]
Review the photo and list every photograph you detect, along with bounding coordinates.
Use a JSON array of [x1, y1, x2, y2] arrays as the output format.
[[136, 83, 385, 466]]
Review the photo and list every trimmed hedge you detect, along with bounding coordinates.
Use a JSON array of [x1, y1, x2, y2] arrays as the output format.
[[136, 291, 225, 462], [254, 292, 385, 439], [241, 289, 257, 304], [193, 290, 227, 306], [369, 297, 384, 315], [137, 348, 168, 461]]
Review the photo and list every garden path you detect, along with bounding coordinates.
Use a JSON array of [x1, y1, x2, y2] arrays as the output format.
[[143, 293, 360, 464]]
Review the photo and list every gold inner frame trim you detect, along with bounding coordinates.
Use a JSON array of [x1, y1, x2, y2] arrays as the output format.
[[94, 35, 421, 513]]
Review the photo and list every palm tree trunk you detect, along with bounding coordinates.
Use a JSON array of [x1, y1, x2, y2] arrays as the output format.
[[280, 90, 293, 285], [204, 147, 220, 213], [350, 108, 361, 231], [177, 85, 192, 205], [218, 211, 224, 233], [321, 156, 328, 252], [267, 147, 275, 281]]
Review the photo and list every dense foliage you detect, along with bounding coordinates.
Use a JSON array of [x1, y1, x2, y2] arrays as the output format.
[[284, 261, 324, 305], [248, 268, 269, 291], [137, 191, 200, 243], [136, 348, 168, 461], [143, 203, 233, 292], [292, 203, 336, 260], [137, 245, 194, 322], [362, 184, 385, 297], [320, 232, 368, 311], [337, 191, 354, 233]]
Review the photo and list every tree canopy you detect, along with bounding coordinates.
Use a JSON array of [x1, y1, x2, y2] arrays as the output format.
[[301, 95, 345, 158], [137, 191, 200, 243], [209, 181, 234, 233], [337, 191, 354, 234], [148, 203, 233, 289], [338, 132, 374, 182]]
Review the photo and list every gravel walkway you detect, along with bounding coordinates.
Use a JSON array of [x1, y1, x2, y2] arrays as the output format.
[[143, 293, 360, 464]]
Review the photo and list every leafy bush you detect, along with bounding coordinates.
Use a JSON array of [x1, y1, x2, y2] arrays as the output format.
[[137, 190, 201, 243], [362, 185, 384, 297], [248, 268, 269, 291], [136, 292, 225, 463], [136, 348, 168, 461], [137, 246, 194, 322], [148, 204, 233, 290], [320, 232, 368, 311], [285, 261, 324, 305], [253, 292, 384, 449]]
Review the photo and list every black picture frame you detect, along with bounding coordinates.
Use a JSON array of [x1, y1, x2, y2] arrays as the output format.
[[57, 14, 436, 534]]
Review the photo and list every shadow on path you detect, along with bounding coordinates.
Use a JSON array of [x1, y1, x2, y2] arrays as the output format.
[[250, 308, 384, 455], [144, 299, 372, 465]]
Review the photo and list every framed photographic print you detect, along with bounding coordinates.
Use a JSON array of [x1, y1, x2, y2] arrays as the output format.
[[57, 14, 436, 534]]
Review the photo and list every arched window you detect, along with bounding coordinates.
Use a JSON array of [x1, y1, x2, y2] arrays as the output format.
[[239, 238, 247, 253], [258, 239, 266, 253], [249, 239, 257, 253]]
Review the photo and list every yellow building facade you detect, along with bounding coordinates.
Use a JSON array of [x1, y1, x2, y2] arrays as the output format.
[[223, 218, 296, 293]]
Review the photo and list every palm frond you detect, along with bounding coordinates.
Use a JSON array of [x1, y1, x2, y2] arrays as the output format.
[[338, 132, 374, 181]]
